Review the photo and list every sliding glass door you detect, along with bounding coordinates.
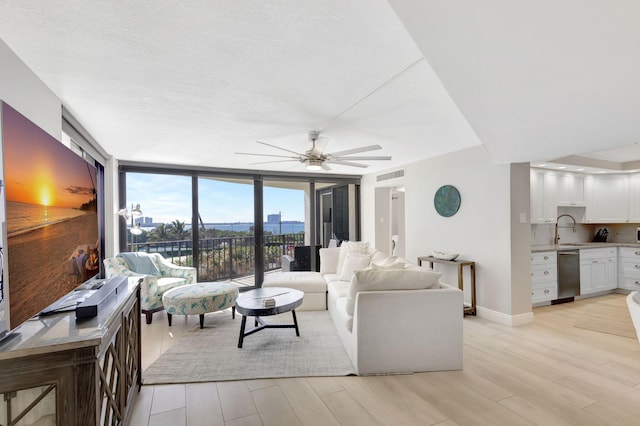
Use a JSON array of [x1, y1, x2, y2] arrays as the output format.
[[121, 165, 360, 287], [197, 177, 255, 286], [263, 180, 307, 274]]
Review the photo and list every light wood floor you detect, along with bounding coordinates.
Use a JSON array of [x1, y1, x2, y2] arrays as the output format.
[[130, 293, 640, 425]]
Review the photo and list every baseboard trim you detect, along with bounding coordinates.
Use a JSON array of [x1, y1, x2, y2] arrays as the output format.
[[476, 306, 535, 326]]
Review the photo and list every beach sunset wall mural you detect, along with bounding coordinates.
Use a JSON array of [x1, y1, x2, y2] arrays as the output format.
[[2, 102, 99, 330]]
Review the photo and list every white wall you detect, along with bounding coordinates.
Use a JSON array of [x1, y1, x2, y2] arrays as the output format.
[[0, 39, 61, 142], [361, 145, 533, 323]]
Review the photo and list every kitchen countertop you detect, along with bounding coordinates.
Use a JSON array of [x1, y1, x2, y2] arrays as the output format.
[[532, 242, 640, 252]]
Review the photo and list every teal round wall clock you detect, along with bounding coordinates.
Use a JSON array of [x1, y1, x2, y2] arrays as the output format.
[[434, 185, 461, 217]]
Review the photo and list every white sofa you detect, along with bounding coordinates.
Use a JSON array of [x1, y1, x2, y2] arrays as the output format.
[[627, 291, 640, 343], [264, 243, 464, 375]]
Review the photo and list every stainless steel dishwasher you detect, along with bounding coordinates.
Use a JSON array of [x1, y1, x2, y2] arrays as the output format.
[[556, 249, 580, 303]]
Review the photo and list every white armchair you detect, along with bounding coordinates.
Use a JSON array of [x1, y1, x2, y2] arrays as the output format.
[[104, 253, 196, 324]]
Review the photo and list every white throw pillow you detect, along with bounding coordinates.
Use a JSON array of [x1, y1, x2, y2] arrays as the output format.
[[371, 261, 406, 270], [345, 268, 442, 315], [344, 241, 370, 254], [335, 241, 370, 276], [338, 253, 372, 281]]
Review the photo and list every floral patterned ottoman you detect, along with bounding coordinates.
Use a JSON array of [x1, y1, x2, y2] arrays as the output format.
[[162, 282, 238, 329]]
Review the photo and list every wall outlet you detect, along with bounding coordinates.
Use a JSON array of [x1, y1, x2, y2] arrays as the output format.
[[519, 213, 527, 224]]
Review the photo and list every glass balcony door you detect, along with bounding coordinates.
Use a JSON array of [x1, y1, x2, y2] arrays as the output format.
[[197, 177, 256, 287], [263, 181, 307, 275]]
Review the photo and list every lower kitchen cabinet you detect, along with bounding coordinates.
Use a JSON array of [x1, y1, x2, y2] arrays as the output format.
[[531, 251, 557, 303], [579, 248, 617, 295], [619, 247, 640, 291]]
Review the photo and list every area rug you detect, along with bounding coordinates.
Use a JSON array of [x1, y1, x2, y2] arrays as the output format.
[[142, 310, 356, 384], [574, 297, 637, 339]]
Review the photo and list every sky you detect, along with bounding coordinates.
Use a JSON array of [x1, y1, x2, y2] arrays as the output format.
[[126, 173, 305, 224], [2, 103, 96, 208]]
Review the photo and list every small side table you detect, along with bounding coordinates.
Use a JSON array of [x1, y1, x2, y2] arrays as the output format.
[[418, 256, 476, 315]]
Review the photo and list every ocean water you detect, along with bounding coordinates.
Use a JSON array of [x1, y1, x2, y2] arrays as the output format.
[[205, 223, 305, 234], [6, 201, 86, 236]]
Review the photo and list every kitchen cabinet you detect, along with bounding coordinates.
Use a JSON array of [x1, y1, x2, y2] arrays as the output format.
[[531, 251, 557, 303], [579, 247, 617, 294], [530, 170, 557, 223], [628, 174, 640, 222], [585, 175, 629, 223], [556, 172, 585, 206], [618, 247, 640, 291]]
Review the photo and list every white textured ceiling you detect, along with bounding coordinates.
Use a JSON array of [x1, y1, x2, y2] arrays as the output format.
[[1, 1, 637, 175], [0, 0, 481, 175]]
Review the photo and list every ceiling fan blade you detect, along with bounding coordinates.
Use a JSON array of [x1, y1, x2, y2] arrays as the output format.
[[325, 159, 370, 168], [321, 162, 332, 171], [236, 152, 299, 159], [311, 136, 329, 154], [257, 140, 305, 156], [335, 155, 392, 161], [249, 159, 298, 165], [326, 144, 382, 157]]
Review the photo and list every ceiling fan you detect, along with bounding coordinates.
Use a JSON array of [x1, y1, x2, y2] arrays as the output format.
[[236, 131, 392, 171]]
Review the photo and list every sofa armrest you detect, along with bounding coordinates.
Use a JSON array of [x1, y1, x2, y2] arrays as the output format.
[[352, 285, 463, 375], [155, 256, 197, 284], [281, 255, 296, 272]]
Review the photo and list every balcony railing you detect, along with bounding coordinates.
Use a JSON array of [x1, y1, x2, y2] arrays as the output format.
[[128, 233, 305, 283]]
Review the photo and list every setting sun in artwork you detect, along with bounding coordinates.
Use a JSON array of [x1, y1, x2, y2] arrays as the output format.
[[40, 187, 51, 206]]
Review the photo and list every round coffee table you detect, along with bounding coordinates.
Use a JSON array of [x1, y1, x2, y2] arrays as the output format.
[[235, 287, 304, 348]]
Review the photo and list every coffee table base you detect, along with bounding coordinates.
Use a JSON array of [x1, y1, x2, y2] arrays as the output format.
[[238, 310, 300, 348]]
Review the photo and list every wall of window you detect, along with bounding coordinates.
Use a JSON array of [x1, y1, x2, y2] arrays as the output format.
[[119, 163, 359, 287]]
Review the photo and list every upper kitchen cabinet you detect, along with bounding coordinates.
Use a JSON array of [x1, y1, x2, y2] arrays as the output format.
[[531, 169, 557, 223], [585, 175, 629, 223], [530, 169, 586, 223], [555, 173, 585, 206], [629, 174, 640, 222]]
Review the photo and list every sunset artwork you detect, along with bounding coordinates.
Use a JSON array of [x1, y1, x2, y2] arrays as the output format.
[[2, 102, 99, 330]]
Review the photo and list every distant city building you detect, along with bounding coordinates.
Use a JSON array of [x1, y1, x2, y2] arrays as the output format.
[[267, 213, 281, 224], [134, 217, 153, 225]]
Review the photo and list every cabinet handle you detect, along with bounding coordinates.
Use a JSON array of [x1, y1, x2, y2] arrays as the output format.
[[544, 270, 549, 275], [544, 289, 550, 294], [635, 251, 640, 255], [635, 281, 640, 285], [544, 256, 549, 260], [635, 265, 640, 269], [593, 260, 598, 263], [532, 291, 534, 296]]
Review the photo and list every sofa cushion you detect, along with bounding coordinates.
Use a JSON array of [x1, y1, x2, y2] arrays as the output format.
[[323, 273, 342, 283], [263, 271, 327, 292], [369, 250, 388, 264], [345, 268, 442, 316], [338, 253, 372, 281], [336, 241, 370, 276], [371, 262, 406, 270], [327, 280, 350, 299], [117, 252, 160, 276], [319, 247, 341, 275], [334, 297, 354, 332]]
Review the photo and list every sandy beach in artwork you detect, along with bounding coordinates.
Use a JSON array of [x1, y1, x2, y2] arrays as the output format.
[[7, 212, 98, 329]]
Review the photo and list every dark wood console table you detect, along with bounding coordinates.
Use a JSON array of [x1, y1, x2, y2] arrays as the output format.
[[418, 256, 476, 315], [0, 278, 141, 425]]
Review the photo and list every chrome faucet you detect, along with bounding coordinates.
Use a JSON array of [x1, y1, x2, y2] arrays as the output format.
[[554, 214, 577, 245]]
